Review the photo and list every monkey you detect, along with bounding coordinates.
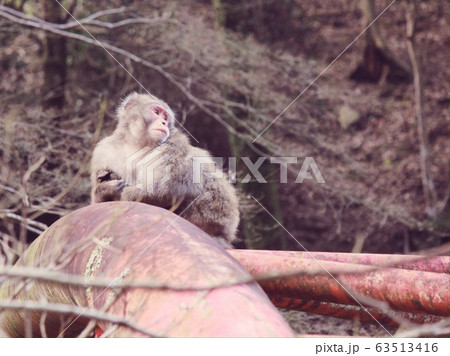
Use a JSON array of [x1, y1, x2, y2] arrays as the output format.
[[90, 92, 239, 247]]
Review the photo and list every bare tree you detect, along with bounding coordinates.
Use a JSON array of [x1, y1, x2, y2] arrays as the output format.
[[351, 0, 411, 83]]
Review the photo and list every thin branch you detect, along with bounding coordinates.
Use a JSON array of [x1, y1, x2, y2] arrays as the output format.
[[2, 210, 48, 234], [29, 97, 107, 220], [0, 184, 20, 195], [0, 5, 265, 146], [0, 246, 447, 291], [0, 300, 161, 337], [0, 5, 180, 30]]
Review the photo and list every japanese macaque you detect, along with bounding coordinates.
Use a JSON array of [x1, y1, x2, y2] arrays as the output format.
[[90, 92, 239, 246]]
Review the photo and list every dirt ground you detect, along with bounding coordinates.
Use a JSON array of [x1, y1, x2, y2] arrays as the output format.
[[281, 309, 397, 337]]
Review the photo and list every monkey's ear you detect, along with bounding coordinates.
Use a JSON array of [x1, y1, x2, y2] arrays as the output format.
[[117, 92, 138, 119], [121, 92, 138, 109]]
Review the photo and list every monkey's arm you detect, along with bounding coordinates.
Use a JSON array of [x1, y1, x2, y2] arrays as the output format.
[[91, 170, 173, 207], [120, 185, 177, 210], [121, 186, 149, 203]]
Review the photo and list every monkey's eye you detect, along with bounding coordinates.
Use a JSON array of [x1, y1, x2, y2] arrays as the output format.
[[151, 105, 169, 122]]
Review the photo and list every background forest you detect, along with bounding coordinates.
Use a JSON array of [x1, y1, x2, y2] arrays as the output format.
[[0, 0, 448, 263]]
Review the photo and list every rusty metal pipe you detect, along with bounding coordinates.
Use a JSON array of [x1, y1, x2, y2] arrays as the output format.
[[237, 249, 449, 273], [229, 250, 449, 317], [270, 296, 445, 326]]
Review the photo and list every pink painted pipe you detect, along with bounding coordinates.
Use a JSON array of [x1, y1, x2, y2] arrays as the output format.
[[0, 202, 294, 337]]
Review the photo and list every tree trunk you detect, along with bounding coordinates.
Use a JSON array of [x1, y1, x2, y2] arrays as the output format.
[[212, 2, 287, 250], [42, 1, 67, 110], [228, 133, 287, 250], [350, 0, 411, 83]]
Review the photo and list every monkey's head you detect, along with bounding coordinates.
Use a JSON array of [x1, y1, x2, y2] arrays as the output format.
[[116, 92, 175, 147]]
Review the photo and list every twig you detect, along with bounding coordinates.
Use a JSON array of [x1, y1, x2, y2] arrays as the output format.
[[0, 5, 180, 30], [1, 247, 448, 291], [0, 184, 20, 195], [2, 209, 48, 234], [0, 5, 263, 145], [0, 300, 161, 337], [29, 97, 107, 220]]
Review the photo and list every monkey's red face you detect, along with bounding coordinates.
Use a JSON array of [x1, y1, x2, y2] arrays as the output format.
[[118, 93, 175, 147], [146, 104, 171, 143]]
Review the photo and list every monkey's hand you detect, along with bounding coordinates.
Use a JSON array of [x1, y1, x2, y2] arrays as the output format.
[[96, 169, 121, 183], [93, 179, 126, 202]]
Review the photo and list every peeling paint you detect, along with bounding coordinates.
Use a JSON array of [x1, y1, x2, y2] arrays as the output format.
[[84, 236, 114, 303], [106, 267, 131, 306]]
